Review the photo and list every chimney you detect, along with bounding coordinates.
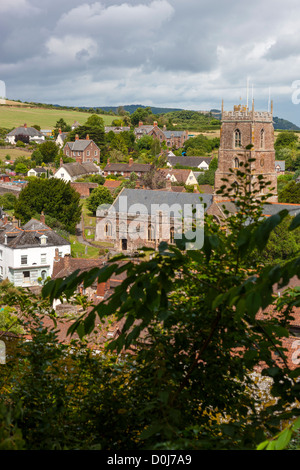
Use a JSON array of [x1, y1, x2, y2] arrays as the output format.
[[40, 211, 45, 224], [24, 123, 27, 128], [64, 253, 71, 269], [153, 121, 158, 127], [166, 179, 172, 191], [86, 134, 89, 140], [12, 216, 18, 228], [139, 121, 143, 127], [107, 158, 110, 165], [129, 157, 133, 166], [54, 248, 60, 262], [59, 128, 62, 134], [60, 157, 63, 167], [75, 134, 79, 140]]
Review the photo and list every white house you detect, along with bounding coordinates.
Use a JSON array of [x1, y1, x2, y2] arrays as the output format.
[[27, 167, 48, 178], [53, 161, 101, 183], [6, 124, 45, 145], [167, 156, 212, 170], [0, 215, 71, 287]]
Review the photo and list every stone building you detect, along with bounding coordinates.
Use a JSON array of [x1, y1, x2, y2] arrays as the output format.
[[214, 101, 278, 202], [63, 135, 100, 164]]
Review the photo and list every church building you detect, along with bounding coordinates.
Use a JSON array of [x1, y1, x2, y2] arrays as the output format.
[[213, 100, 278, 203]]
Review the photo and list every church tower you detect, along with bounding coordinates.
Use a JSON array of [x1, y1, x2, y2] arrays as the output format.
[[213, 100, 278, 203]]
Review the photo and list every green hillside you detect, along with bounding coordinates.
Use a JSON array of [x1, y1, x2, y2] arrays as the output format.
[[0, 104, 117, 130]]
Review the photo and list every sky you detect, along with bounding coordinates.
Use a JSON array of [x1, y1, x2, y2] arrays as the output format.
[[2, 0, 300, 125]]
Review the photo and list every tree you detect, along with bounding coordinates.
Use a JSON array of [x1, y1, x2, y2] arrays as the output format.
[[86, 185, 113, 215], [275, 131, 299, 149], [197, 157, 218, 186], [42, 161, 300, 450], [14, 163, 28, 175], [279, 180, 300, 203], [38, 141, 59, 164], [67, 114, 105, 149], [14, 178, 81, 234]]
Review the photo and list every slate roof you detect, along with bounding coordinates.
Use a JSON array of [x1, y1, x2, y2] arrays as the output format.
[[7, 125, 43, 137], [215, 201, 300, 217], [104, 162, 152, 173], [99, 188, 213, 217], [0, 219, 70, 249], [64, 140, 96, 151], [168, 156, 212, 168]]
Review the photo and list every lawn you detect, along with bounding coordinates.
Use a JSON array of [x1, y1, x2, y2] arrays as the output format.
[[0, 104, 117, 130]]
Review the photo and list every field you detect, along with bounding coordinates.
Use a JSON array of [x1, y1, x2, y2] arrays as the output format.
[[0, 147, 33, 161], [0, 104, 117, 130]]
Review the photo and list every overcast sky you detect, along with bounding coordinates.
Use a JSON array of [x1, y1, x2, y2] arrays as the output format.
[[2, 0, 300, 125]]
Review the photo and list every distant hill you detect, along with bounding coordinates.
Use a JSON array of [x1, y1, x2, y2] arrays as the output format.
[[78, 104, 183, 114]]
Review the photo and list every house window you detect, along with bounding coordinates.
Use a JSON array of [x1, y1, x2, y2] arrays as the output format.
[[41, 253, 47, 264], [23, 271, 30, 279], [0, 250, 2, 260], [0, 266, 3, 279], [86, 151, 90, 156], [234, 129, 241, 148], [21, 255, 27, 265], [66, 150, 69, 156], [94, 150, 98, 156]]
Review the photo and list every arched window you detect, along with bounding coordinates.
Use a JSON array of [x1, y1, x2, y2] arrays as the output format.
[[105, 221, 112, 237], [234, 129, 241, 148], [148, 224, 155, 241], [233, 157, 239, 169], [170, 226, 175, 243], [260, 129, 265, 149]]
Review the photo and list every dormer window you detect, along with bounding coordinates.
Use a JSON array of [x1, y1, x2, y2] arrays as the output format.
[[40, 235, 47, 245]]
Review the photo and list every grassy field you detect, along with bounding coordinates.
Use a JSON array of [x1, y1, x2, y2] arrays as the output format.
[[0, 147, 33, 161], [0, 104, 117, 129]]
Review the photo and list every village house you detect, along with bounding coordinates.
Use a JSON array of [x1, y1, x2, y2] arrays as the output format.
[[53, 161, 101, 183], [55, 129, 69, 148], [159, 168, 199, 186], [27, 167, 48, 178], [0, 214, 71, 287], [103, 158, 152, 178], [167, 155, 212, 170], [275, 160, 285, 174], [5, 123, 45, 145], [134, 121, 189, 150], [63, 135, 100, 164], [105, 126, 131, 134]]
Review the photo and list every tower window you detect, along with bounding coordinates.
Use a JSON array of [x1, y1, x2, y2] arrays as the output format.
[[260, 129, 265, 149], [233, 158, 239, 169], [234, 129, 241, 148]]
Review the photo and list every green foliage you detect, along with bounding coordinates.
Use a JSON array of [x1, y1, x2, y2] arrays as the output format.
[[86, 185, 113, 215], [279, 180, 300, 203], [275, 131, 299, 149], [184, 134, 220, 156], [38, 140, 59, 164], [0, 192, 17, 210], [67, 114, 105, 149], [40, 161, 300, 450], [14, 178, 81, 233], [197, 157, 218, 186]]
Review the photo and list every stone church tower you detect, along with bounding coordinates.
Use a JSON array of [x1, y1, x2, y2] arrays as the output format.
[[213, 100, 278, 202]]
